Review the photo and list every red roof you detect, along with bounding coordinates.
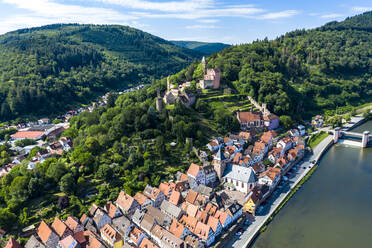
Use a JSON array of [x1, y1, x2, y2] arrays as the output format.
[[237, 112, 261, 123], [187, 163, 201, 178], [5, 238, 22, 248], [12, 131, 44, 139], [37, 221, 55, 244]]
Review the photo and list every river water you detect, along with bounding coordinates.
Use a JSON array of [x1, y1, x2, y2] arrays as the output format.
[[252, 121, 372, 248]]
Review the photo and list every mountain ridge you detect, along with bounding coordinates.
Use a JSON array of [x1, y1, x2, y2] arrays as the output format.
[[0, 23, 202, 121]]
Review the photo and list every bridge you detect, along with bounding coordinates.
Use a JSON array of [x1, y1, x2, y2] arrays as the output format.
[[333, 127, 371, 148]]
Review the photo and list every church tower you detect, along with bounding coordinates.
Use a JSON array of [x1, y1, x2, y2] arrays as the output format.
[[202, 56, 207, 75], [212, 147, 226, 181]]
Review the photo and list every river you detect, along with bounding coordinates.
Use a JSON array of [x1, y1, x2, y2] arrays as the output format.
[[252, 121, 372, 248]]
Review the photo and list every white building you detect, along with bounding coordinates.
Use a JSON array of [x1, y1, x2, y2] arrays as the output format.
[[222, 164, 257, 194]]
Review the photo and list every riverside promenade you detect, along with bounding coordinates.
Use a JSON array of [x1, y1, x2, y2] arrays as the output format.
[[230, 135, 334, 248]]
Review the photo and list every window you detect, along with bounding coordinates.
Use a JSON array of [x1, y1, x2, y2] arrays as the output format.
[[236, 180, 238, 186]]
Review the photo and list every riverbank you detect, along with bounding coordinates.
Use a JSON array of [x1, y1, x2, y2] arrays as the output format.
[[234, 116, 368, 247], [252, 120, 372, 248], [230, 135, 334, 248]]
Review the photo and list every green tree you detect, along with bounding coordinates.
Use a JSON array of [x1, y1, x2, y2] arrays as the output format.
[[280, 115, 294, 129], [59, 173, 75, 194], [46, 161, 67, 183], [0, 208, 17, 229]]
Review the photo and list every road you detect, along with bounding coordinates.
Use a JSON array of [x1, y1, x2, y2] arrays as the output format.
[[227, 135, 334, 248]]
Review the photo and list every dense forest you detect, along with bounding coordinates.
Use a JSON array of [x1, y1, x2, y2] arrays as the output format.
[[0, 12, 371, 234], [171, 40, 230, 55], [172, 12, 372, 120], [0, 24, 201, 121]]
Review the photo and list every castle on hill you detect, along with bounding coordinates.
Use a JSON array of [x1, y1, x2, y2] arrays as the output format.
[[199, 56, 221, 89]]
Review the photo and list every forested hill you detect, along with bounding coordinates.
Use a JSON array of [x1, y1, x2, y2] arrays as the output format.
[[170, 40, 230, 55], [172, 12, 372, 120], [0, 24, 201, 121]]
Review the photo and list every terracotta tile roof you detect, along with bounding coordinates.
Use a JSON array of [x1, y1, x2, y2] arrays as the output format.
[[80, 214, 88, 224], [52, 217, 70, 237], [183, 202, 198, 218], [253, 141, 266, 153], [205, 203, 218, 216], [237, 112, 262, 123], [5, 238, 22, 248], [58, 235, 78, 248], [87, 236, 104, 248], [169, 190, 182, 205], [233, 153, 242, 164], [194, 222, 212, 241], [269, 147, 282, 157], [150, 224, 165, 240], [184, 235, 201, 248], [143, 185, 162, 201], [259, 167, 281, 181], [208, 141, 218, 147], [65, 216, 81, 232], [105, 201, 120, 218], [169, 219, 186, 238], [12, 131, 44, 139], [134, 192, 149, 206], [179, 173, 188, 182], [214, 210, 229, 225], [116, 191, 137, 212], [159, 182, 174, 196], [260, 130, 277, 144], [139, 237, 159, 248], [100, 224, 121, 244], [185, 190, 199, 204], [129, 227, 143, 244], [195, 210, 209, 224], [37, 221, 55, 244], [206, 216, 220, 233], [275, 156, 289, 168], [223, 137, 232, 144], [238, 131, 252, 140], [288, 148, 298, 159], [179, 215, 197, 232], [187, 163, 201, 178]]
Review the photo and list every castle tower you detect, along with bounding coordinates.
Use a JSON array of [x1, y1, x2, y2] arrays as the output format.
[[167, 76, 171, 91], [262, 103, 270, 116], [202, 56, 207, 75]]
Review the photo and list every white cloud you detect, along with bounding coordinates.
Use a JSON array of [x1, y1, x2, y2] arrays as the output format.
[[259, 10, 300, 20], [185, 24, 219, 29], [130, 6, 265, 20], [95, 0, 213, 12], [320, 13, 344, 19], [198, 19, 219, 24], [351, 6, 372, 13], [0, 0, 138, 34]]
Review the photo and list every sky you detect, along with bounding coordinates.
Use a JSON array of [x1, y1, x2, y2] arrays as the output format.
[[0, 0, 371, 44]]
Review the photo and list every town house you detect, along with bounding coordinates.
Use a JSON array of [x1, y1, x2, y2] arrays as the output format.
[[116, 191, 140, 216], [187, 163, 206, 186], [143, 185, 166, 208]]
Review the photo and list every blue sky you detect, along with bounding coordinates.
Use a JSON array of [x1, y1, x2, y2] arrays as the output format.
[[0, 0, 371, 44]]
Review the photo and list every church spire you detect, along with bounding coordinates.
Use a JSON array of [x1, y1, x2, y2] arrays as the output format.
[[202, 56, 207, 75]]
